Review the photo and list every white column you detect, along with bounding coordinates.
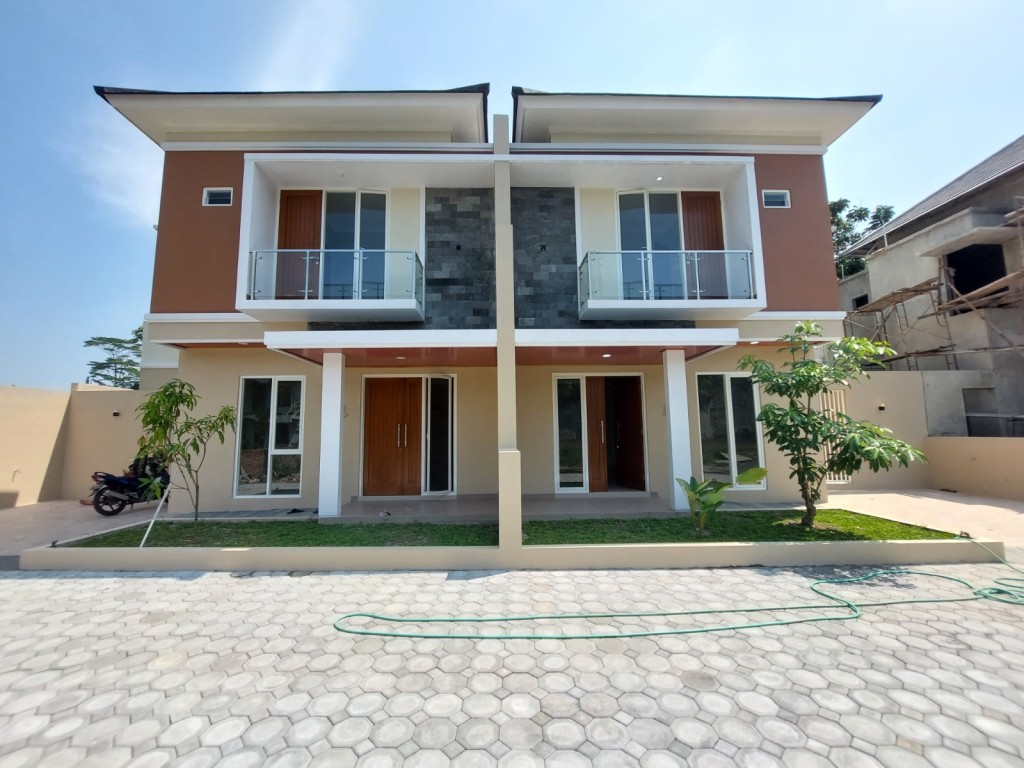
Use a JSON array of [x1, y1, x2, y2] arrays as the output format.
[[318, 352, 345, 518], [663, 349, 693, 511]]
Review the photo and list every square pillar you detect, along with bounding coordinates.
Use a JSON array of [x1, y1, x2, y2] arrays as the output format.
[[319, 352, 345, 517], [663, 349, 693, 511]]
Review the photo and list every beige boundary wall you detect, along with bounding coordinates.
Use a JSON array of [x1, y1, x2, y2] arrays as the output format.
[[924, 437, 1024, 501], [0, 387, 70, 507], [21, 537, 1003, 572], [0, 384, 147, 508]]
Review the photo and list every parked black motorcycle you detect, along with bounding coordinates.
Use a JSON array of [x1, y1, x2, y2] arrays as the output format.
[[90, 456, 170, 516]]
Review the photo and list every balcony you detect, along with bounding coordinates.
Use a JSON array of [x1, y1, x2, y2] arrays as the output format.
[[578, 250, 765, 320], [239, 249, 425, 322]]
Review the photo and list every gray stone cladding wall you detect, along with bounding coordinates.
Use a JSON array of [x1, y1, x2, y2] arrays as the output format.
[[512, 188, 694, 330], [311, 188, 495, 332]]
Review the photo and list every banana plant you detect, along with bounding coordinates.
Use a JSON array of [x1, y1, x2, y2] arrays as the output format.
[[677, 467, 768, 533]]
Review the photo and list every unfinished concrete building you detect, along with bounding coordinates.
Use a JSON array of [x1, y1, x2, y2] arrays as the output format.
[[840, 134, 1024, 437]]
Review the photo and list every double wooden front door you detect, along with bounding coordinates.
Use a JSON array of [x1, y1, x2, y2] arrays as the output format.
[[363, 378, 422, 496]]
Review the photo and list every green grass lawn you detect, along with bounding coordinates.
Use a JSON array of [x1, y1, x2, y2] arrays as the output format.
[[72, 509, 953, 548]]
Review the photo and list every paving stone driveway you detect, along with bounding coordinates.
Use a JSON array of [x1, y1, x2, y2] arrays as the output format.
[[1, 560, 1023, 767]]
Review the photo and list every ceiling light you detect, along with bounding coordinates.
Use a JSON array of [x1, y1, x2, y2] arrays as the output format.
[[655, 176, 663, 181], [602, 353, 612, 358], [750, 341, 760, 345], [396, 356, 406, 360]]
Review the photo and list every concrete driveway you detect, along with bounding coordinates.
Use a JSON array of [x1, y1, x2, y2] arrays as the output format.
[[0, 499, 158, 568], [829, 489, 1024, 548], [1, 558, 1023, 767]]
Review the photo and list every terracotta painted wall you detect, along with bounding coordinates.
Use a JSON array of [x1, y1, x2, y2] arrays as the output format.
[[151, 152, 245, 313], [753, 154, 840, 312]]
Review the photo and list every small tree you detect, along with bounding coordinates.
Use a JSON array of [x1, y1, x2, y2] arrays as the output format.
[[739, 322, 925, 527], [84, 325, 143, 389], [136, 379, 236, 522]]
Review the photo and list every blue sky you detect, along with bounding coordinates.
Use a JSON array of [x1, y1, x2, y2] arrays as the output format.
[[2, 0, 1022, 390]]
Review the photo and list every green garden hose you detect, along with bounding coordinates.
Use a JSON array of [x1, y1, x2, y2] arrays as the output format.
[[333, 538, 1024, 641]]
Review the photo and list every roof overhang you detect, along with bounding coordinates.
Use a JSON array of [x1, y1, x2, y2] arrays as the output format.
[[512, 88, 880, 148], [864, 208, 1020, 261], [95, 85, 490, 145]]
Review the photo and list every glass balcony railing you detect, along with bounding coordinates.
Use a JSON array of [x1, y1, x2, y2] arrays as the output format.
[[578, 250, 756, 308], [247, 249, 424, 307]]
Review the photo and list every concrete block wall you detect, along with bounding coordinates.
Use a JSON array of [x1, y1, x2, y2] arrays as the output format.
[[313, 188, 496, 331], [511, 188, 694, 330]]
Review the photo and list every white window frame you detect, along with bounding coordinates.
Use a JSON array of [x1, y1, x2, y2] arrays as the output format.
[[761, 189, 791, 209], [615, 190, 685, 251], [696, 372, 766, 490], [203, 187, 233, 207], [234, 376, 305, 498], [320, 189, 391, 300]]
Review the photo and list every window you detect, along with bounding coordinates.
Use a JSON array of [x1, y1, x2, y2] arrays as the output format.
[[852, 294, 869, 309], [203, 187, 233, 206], [697, 373, 765, 487], [617, 192, 683, 299], [323, 191, 388, 299], [236, 377, 303, 497], [761, 190, 790, 208]]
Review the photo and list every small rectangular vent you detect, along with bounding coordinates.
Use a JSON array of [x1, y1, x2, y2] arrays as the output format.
[[203, 188, 233, 206]]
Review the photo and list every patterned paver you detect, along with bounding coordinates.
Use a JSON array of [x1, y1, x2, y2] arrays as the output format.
[[1, 560, 1023, 766]]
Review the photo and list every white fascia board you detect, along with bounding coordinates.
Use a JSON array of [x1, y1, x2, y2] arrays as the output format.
[[167, 141, 494, 152], [749, 311, 847, 321], [145, 313, 259, 323], [246, 152, 494, 165], [152, 338, 261, 345], [515, 328, 739, 347], [264, 329, 498, 350], [512, 142, 825, 156], [509, 153, 754, 167]]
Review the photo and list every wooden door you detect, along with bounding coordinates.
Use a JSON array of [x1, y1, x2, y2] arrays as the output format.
[[277, 190, 323, 299], [363, 378, 422, 496], [615, 377, 646, 491], [586, 378, 608, 492], [681, 192, 727, 299]]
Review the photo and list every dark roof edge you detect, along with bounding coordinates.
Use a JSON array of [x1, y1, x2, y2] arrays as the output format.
[[94, 83, 490, 99], [842, 134, 1024, 256], [511, 86, 881, 141]]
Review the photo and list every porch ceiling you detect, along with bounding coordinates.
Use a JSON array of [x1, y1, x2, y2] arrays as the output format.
[[275, 346, 497, 367]]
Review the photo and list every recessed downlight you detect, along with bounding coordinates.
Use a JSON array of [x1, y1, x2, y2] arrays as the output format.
[[602, 353, 612, 358], [396, 356, 407, 360], [655, 176, 664, 181]]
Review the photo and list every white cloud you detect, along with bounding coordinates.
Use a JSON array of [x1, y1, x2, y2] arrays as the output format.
[[252, 0, 361, 91], [69, 108, 163, 230]]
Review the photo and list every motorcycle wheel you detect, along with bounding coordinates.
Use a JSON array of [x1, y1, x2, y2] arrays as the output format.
[[93, 489, 127, 516]]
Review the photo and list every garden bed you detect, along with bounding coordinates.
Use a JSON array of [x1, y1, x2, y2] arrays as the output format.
[[70, 509, 953, 548]]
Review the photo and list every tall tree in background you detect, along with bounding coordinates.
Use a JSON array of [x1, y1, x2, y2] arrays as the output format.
[[84, 325, 143, 389], [831, 199, 895, 279]]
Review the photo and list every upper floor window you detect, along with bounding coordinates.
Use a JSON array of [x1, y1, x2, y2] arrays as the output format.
[[323, 191, 387, 299], [761, 190, 791, 208], [203, 187, 233, 206], [618, 192, 682, 252]]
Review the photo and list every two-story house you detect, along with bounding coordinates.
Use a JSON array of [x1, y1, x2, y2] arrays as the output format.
[[97, 84, 878, 527]]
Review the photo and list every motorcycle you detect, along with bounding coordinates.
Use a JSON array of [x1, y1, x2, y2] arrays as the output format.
[[90, 456, 170, 516]]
